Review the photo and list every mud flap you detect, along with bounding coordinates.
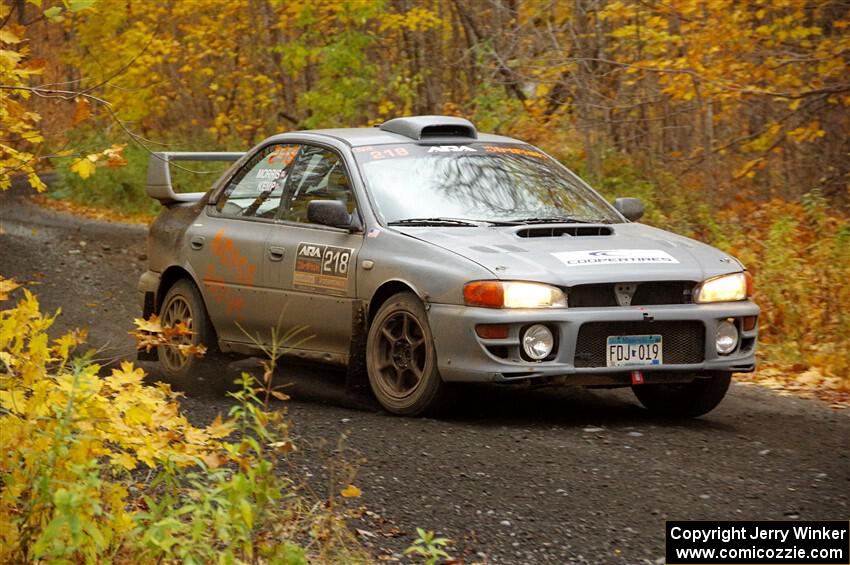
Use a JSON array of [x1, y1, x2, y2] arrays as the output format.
[[138, 291, 159, 361]]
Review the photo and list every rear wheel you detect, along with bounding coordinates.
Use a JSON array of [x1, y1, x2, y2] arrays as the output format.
[[632, 372, 732, 418], [366, 292, 448, 416], [157, 279, 220, 384]]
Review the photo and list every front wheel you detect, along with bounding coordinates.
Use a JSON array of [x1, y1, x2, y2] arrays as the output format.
[[366, 292, 448, 416], [632, 372, 732, 418]]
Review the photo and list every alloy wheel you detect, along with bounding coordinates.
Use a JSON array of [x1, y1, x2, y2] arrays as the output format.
[[372, 311, 428, 399], [159, 294, 194, 372]]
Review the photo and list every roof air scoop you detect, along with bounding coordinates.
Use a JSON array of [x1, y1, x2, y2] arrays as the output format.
[[379, 115, 477, 141]]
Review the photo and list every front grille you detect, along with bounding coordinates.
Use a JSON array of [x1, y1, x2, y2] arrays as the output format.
[[569, 281, 695, 308], [574, 321, 705, 368]]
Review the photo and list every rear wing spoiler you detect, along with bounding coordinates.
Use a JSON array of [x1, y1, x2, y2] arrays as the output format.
[[146, 151, 245, 204]]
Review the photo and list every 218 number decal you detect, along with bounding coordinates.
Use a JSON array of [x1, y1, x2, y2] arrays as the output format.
[[322, 247, 351, 276]]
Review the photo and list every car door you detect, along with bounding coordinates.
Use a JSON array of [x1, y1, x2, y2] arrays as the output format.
[[190, 143, 298, 344], [262, 144, 363, 358]]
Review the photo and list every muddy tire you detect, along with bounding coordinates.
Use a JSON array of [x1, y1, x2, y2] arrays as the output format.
[[157, 278, 222, 385], [366, 292, 449, 416], [632, 372, 732, 418]]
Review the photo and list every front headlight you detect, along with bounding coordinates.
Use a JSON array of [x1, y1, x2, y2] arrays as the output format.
[[464, 281, 567, 308], [694, 272, 753, 303]]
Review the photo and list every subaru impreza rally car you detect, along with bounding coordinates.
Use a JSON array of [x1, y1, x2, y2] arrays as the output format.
[[138, 115, 758, 416]]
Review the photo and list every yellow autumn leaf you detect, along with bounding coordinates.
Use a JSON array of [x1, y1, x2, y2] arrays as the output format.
[[108, 361, 146, 389], [175, 342, 207, 357], [52, 329, 87, 360], [103, 143, 127, 159], [0, 48, 23, 67], [133, 315, 163, 333], [205, 414, 236, 439], [0, 389, 27, 412], [126, 405, 152, 426], [110, 451, 138, 470], [340, 484, 362, 498], [27, 172, 46, 192], [70, 156, 97, 179], [0, 29, 21, 44], [0, 277, 19, 300], [19, 130, 44, 144]]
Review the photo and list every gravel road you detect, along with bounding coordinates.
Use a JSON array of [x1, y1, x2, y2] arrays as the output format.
[[2, 188, 848, 564]]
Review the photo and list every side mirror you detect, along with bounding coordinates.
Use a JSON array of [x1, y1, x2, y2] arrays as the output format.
[[613, 197, 645, 222], [307, 200, 355, 230]]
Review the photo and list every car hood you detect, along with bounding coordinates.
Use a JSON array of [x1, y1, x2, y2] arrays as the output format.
[[397, 222, 742, 286]]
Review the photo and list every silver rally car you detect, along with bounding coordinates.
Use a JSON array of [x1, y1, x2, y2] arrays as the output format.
[[138, 115, 759, 417]]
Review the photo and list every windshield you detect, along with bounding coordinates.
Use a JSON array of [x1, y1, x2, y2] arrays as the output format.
[[353, 143, 622, 224]]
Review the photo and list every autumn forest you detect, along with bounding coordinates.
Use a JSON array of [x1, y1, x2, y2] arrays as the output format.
[[1, 0, 850, 562], [16, 0, 848, 386]]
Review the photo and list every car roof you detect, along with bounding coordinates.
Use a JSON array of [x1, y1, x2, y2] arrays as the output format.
[[262, 115, 526, 148], [266, 128, 522, 147]]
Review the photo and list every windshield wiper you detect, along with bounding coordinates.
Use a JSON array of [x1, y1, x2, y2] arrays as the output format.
[[388, 217, 482, 227], [505, 216, 609, 225]]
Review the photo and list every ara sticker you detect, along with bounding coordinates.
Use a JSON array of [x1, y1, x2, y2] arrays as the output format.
[[553, 249, 679, 267], [427, 145, 476, 153], [293, 242, 353, 296]]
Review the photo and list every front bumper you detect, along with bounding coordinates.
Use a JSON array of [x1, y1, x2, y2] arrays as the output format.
[[427, 301, 759, 384]]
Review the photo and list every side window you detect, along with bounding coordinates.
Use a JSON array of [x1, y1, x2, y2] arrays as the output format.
[[216, 144, 298, 219], [280, 146, 356, 224]]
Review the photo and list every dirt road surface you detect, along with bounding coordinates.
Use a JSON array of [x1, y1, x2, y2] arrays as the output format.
[[2, 189, 848, 564]]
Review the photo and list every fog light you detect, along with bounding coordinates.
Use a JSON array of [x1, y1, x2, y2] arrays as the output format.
[[716, 320, 739, 355], [522, 324, 554, 360]]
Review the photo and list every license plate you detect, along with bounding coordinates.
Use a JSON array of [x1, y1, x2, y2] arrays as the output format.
[[606, 335, 662, 367]]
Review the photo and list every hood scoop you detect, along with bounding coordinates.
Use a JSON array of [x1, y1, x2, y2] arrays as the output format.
[[516, 225, 613, 238]]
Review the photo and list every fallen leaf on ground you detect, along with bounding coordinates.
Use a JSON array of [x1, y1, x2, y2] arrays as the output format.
[[30, 194, 153, 225], [738, 364, 849, 409], [341, 484, 362, 498]]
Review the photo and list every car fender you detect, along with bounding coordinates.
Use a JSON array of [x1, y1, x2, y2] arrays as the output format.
[[358, 228, 495, 319]]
